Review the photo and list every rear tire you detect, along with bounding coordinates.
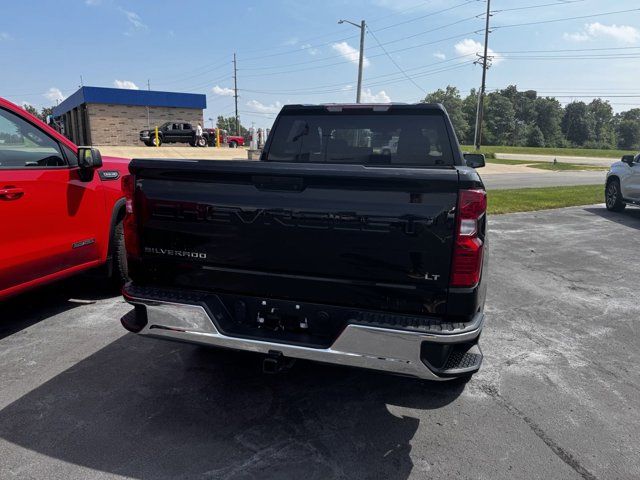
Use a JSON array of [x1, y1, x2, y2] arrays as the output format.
[[151, 136, 162, 147], [605, 179, 626, 212], [197, 136, 207, 147], [229, 141, 237, 148], [112, 219, 129, 285]]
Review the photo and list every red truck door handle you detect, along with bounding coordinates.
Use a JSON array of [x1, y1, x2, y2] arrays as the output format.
[[0, 186, 25, 201]]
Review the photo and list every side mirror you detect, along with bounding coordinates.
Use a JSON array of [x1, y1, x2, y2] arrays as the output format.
[[463, 152, 485, 168], [77, 147, 103, 169], [621, 155, 635, 166]]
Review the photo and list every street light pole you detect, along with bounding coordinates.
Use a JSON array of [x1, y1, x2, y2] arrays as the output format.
[[338, 19, 366, 103]]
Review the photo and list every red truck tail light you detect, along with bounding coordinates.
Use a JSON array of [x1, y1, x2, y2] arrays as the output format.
[[450, 189, 487, 288], [121, 174, 141, 259]]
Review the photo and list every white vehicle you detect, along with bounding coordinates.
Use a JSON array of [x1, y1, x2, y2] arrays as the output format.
[[605, 154, 640, 212]]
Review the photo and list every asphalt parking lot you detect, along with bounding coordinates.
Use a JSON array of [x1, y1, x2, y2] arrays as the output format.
[[1, 205, 639, 480]]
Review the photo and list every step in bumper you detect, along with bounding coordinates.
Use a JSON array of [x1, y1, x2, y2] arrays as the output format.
[[121, 284, 484, 381]]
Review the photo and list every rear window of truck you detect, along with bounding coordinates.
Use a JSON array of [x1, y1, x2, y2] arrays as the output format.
[[266, 112, 454, 167]]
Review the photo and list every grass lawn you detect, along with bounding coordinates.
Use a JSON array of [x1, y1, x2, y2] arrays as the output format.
[[487, 185, 604, 215], [461, 144, 635, 159], [486, 158, 609, 171]]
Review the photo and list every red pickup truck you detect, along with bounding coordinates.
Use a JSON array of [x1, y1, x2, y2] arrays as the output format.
[[0, 97, 130, 300]]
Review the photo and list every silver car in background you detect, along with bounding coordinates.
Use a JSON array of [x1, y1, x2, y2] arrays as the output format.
[[605, 153, 640, 211]]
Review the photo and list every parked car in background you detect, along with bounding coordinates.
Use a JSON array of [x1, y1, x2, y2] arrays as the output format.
[[605, 153, 640, 211], [0, 97, 130, 300], [210, 129, 245, 148], [120, 103, 488, 381]]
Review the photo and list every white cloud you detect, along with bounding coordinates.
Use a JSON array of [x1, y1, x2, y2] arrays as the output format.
[[563, 31, 590, 42], [246, 100, 282, 114], [361, 89, 391, 103], [454, 38, 503, 65], [211, 85, 234, 96], [0, 32, 11, 41], [331, 41, 370, 67], [119, 8, 147, 32], [433, 52, 446, 60], [114, 79, 139, 90], [44, 87, 65, 103], [301, 43, 319, 55], [283, 37, 298, 46], [564, 22, 640, 44], [341, 84, 354, 91]]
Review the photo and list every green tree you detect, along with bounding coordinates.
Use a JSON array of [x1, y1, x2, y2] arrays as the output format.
[[461, 89, 479, 144], [526, 125, 545, 147], [587, 99, 615, 148], [483, 93, 515, 145], [422, 86, 469, 142], [615, 109, 640, 149], [41, 106, 54, 121], [534, 97, 563, 147], [561, 101, 593, 146], [216, 116, 247, 136], [22, 104, 40, 119]]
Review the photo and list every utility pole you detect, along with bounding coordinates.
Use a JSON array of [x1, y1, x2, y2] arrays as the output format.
[[338, 19, 366, 103], [356, 20, 365, 103], [146, 79, 151, 129], [233, 53, 239, 136], [473, 0, 491, 151]]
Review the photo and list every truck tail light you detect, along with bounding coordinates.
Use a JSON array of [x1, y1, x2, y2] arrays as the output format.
[[121, 174, 141, 259], [450, 189, 487, 288]]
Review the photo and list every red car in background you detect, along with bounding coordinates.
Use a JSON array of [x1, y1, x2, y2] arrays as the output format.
[[0, 97, 130, 300]]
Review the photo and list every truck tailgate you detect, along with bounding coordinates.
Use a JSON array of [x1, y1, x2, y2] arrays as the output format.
[[128, 160, 459, 315]]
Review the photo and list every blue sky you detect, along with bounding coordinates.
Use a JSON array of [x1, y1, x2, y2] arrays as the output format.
[[2, 0, 639, 128]]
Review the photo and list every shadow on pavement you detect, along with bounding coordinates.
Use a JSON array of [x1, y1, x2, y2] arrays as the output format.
[[0, 273, 119, 340], [0, 332, 464, 479], [583, 205, 640, 230]]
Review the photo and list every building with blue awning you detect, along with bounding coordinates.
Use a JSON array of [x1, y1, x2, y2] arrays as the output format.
[[52, 86, 206, 146]]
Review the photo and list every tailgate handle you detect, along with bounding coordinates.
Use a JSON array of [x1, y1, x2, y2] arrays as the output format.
[[252, 175, 305, 192]]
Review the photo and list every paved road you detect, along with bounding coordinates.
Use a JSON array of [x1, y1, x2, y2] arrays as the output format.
[[482, 170, 606, 189], [1, 206, 639, 479], [495, 153, 616, 167]]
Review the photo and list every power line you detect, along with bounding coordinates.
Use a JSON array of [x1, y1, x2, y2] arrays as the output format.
[[375, 0, 479, 32], [493, 7, 640, 30], [492, 0, 584, 13], [366, 26, 426, 94]]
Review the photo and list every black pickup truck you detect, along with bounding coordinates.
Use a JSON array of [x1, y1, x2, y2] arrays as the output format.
[[140, 122, 211, 147], [121, 103, 488, 381]]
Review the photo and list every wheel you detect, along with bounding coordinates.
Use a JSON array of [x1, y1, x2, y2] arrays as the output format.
[[144, 141, 153, 147], [605, 179, 626, 212], [151, 136, 162, 147], [197, 136, 207, 147], [229, 141, 237, 148], [111, 218, 129, 285]]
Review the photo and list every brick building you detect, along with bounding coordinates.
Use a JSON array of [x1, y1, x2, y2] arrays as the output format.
[[52, 86, 206, 146]]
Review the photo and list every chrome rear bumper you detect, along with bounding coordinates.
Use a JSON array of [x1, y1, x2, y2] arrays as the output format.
[[122, 286, 484, 381]]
